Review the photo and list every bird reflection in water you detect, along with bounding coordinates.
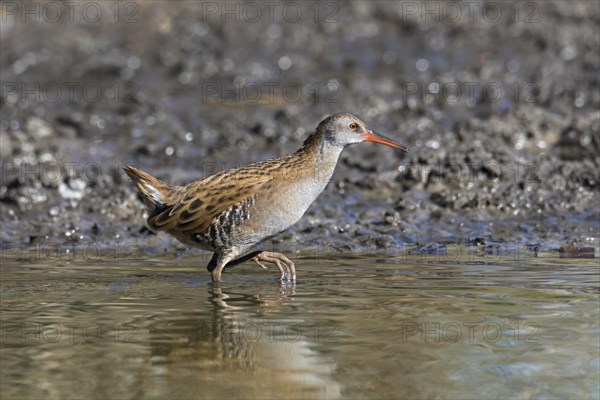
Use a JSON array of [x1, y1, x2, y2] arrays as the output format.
[[142, 285, 341, 399]]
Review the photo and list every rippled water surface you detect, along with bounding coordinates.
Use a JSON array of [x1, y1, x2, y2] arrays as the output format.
[[1, 252, 599, 399]]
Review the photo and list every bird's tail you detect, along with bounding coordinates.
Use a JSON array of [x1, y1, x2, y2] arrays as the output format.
[[123, 165, 173, 212]]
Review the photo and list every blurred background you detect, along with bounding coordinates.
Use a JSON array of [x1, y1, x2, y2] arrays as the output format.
[[1, 0, 598, 252]]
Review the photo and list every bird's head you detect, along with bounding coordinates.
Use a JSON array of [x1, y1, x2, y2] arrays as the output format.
[[316, 113, 409, 152]]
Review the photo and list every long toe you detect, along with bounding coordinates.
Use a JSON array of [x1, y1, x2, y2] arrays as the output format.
[[252, 257, 269, 270], [288, 261, 296, 282], [278, 254, 295, 282], [274, 260, 288, 282], [252, 252, 296, 283]]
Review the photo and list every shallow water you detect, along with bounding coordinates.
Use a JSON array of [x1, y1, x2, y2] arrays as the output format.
[[1, 252, 599, 399]]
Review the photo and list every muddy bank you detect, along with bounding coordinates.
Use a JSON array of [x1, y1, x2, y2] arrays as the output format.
[[1, 1, 598, 256]]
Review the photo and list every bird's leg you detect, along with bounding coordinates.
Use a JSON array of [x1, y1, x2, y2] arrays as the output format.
[[221, 251, 263, 272], [210, 253, 235, 284], [208, 251, 296, 282], [251, 252, 296, 282], [208, 251, 259, 273]]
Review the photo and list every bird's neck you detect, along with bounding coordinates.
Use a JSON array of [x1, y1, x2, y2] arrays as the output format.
[[293, 130, 344, 185]]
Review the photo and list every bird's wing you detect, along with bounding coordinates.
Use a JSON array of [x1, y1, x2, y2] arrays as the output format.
[[147, 163, 276, 235]]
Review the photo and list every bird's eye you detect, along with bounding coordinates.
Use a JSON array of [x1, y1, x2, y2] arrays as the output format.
[[348, 122, 358, 130]]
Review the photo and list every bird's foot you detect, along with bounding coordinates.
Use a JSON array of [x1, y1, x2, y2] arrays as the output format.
[[251, 252, 296, 283], [252, 259, 269, 270]]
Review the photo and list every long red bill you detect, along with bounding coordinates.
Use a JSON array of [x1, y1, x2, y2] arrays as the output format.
[[364, 130, 409, 153]]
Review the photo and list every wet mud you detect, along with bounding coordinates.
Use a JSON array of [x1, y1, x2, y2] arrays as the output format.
[[1, 1, 598, 256]]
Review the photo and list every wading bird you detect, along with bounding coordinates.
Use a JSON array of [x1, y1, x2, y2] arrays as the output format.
[[124, 113, 409, 284]]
